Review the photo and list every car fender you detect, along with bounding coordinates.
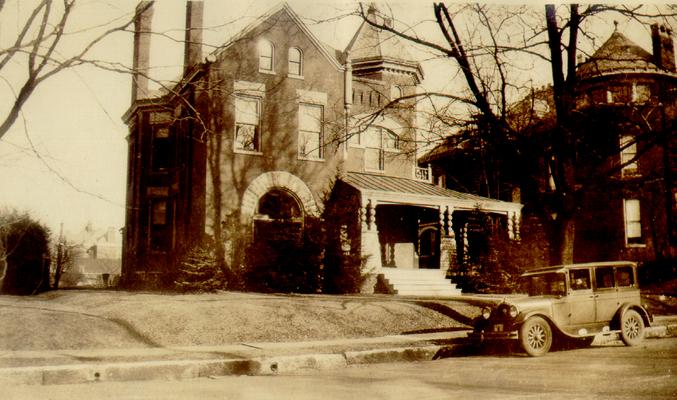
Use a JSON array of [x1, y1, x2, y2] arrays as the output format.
[[612, 303, 652, 330], [514, 311, 572, 338]]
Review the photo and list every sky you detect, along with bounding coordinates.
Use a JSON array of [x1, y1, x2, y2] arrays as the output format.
[[0, 0, 666, 238]]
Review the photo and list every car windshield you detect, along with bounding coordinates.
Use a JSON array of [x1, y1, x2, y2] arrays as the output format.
[[520, 272, 566, 296]]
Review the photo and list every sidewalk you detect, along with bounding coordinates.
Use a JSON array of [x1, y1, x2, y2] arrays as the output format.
[[1, 317, 675, 386]]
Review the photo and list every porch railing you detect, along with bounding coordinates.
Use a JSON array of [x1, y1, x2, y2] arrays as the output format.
[[414, 164, 433, 183]]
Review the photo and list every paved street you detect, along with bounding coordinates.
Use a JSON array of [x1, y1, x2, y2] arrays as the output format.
[[5, 338, 675, 400]]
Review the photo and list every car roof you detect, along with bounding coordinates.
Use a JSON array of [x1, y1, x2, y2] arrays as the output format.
[[521, 261, 637, 276]]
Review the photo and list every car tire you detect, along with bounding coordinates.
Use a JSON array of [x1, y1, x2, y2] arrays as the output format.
[[519, 316, 552, 357], [620, 309, 644, 346]]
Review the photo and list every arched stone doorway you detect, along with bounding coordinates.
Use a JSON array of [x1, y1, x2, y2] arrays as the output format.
[[240, 171, 319, 225], [254, 188, 304, 243]]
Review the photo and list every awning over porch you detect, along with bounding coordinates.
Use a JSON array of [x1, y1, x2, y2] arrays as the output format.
[[338, 172, 524, 274], [341, 172, 522, 214]]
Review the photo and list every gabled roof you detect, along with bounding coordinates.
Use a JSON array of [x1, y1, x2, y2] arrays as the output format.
[[578, 31, 660, 79], [342, 172, 521, 213], [210, 2, 343, 70]]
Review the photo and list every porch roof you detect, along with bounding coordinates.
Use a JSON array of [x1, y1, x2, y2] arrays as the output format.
[[341, 172, 522, 214]]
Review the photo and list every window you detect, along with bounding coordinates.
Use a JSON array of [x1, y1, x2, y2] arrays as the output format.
[[365, 127, 399, 171], [595, 267, 615, 289], [258, 189, 302, 220], [616, 266, 635, 287], [298, 104, 323, 159], [150, 200, 171, 251], [624, 199, 643, 245], [151, 127, 173, 170], [151, 201, 167, 225], [620, 135, 639, 177], [391, 85, 402, 100], [288, 47, 302, 76], [632, 83, 651, 103], [235, 97, 261, 152], [258, 40, 274, 72], [570, 269, 591, 291], [348, 130, 361, 146], [255, 189, 303, 243]]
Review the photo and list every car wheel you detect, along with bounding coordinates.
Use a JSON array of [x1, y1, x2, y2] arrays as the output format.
[[620, 309, 644, 346], [519, 316, 552, 357]]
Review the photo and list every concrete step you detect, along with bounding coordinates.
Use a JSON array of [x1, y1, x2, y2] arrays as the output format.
[[379, 268, 462, 297]]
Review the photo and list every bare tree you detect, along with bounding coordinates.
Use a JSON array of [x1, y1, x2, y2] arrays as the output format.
[[0, 0, 147, 141], [356, 3, 675, 265], [51, 230, 76, 289]]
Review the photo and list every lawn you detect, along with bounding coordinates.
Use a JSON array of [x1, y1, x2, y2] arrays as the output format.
[[0, 290, 479, 351]]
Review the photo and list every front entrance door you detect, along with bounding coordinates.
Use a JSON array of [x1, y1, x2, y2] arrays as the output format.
[[418, 226, 439, 269]]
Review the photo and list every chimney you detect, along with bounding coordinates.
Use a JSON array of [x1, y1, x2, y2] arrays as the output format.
[[184, 1, 204, 73], [131, 1, 154, 102], [651, 23, 676, 72]]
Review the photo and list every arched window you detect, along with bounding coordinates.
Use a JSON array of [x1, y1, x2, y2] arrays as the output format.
[[288, 47, 303, 76], [257, 189, 302, 220], [258, 40, 274, 72], [255, 188, 303, 243], [391, 85, 402, 100]]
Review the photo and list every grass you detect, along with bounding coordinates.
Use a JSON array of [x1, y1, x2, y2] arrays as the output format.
[[0, 290, 479, 351]]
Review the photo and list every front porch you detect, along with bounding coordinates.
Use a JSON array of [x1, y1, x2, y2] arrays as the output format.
[[336, 172, 523, 295]]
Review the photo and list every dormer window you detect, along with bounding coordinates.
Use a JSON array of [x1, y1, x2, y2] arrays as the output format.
[[258, 40, 274, 72], [288, 47, 303, 77]]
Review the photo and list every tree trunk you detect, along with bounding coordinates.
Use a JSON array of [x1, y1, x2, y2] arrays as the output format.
[[551, 215, 575, 265], [53, 243, 63, 289]]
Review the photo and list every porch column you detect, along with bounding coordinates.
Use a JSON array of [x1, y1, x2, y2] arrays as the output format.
[[360, 198, 382, 273], [507, 210, 521, 241], [439, 205, 457, 272], [513, 210, 521, 241]]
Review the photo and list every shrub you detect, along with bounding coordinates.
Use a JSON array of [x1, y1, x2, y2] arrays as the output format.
[[322, 247, 365, 294], [174, 241, 227, 293], [244, 217, 325, 293], [0, 210, 51, 295]]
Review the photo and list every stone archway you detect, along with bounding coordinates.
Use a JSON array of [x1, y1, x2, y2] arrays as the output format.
[[240, 171, 319, 224]]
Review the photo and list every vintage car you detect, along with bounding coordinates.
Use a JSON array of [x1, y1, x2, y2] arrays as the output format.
[[469, 261, 652, 356]]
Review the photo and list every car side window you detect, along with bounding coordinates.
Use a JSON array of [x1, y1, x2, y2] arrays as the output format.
[[595, 267, 615, 289], [570, 269, 591, 290], [616, 266, 635, 287]]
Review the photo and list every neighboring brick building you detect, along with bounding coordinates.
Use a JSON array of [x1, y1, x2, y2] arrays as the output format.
[[571, 25, 676, 265], [122, 2, 521, 293], [423, 25, 676, 269]]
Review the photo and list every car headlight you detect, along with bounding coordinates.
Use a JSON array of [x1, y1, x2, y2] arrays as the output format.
[[509, 305, 518, 318], [481, 307, 491, 319]]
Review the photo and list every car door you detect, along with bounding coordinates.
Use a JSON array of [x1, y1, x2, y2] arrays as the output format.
[[615, 264, 640, 305], [566, 268, 596, 327], [594, 266, 619, 323]]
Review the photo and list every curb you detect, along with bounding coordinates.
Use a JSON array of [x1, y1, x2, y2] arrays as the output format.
[[1, 324, 674, 387], [0, 344, 455, 386], [645, 324, 677, 339]]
